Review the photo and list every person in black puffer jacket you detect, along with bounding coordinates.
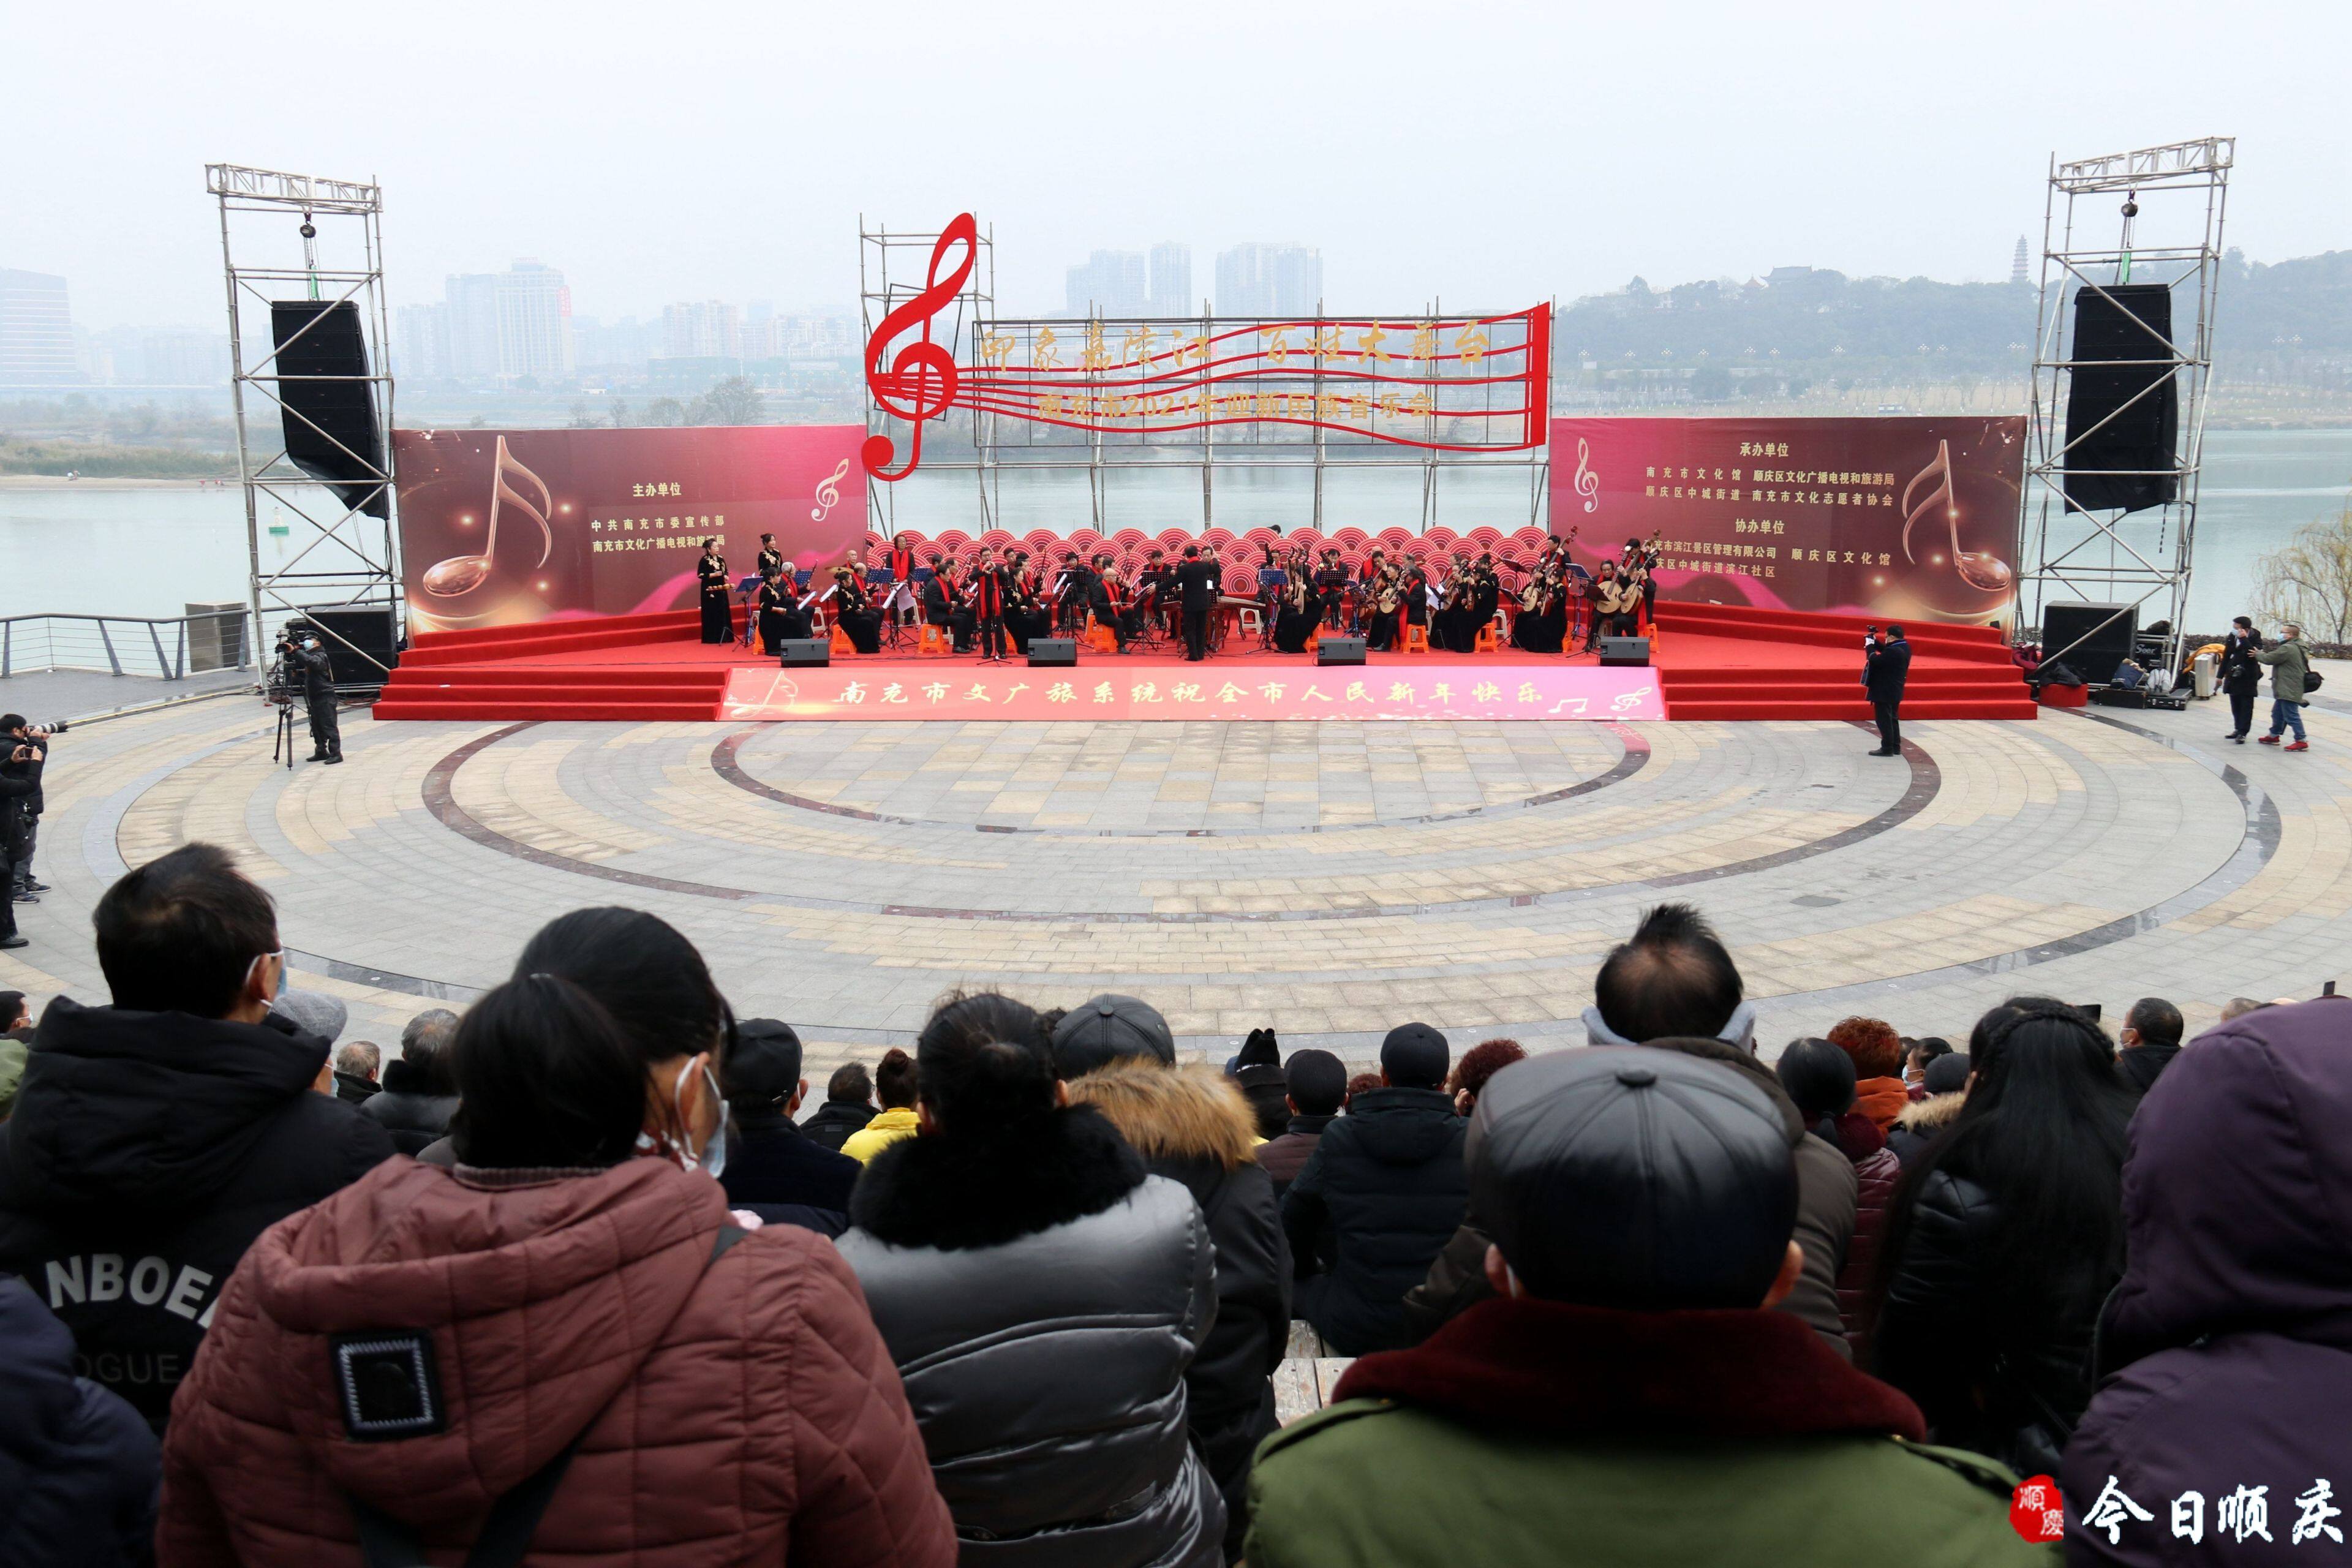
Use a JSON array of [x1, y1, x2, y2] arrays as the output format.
[[359, 1029, 459, 1156], [1281, 1023, 1469, 1356], [0, 1278, 160, 1567], [1070, 1055, 1289, 1562], [1869, 998, 2132, 1473], [800, 1061, 878, 1152], [838, 992, 1223, 1568], [0, 845, 396, 1433]]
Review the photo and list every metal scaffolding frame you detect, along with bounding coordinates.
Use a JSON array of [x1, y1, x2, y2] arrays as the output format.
[[210, 163, 402, 679], [859, 221, 1550, 539], [2016, 136, 2233, 673]]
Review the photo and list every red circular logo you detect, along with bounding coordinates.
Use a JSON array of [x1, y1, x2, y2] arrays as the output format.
[[2011, 1476, 2066, 1543]]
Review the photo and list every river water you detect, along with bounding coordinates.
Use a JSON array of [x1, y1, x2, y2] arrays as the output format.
[[4, 428, 2346, 633]]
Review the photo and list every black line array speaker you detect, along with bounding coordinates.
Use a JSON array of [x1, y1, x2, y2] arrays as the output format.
[[1316, 636, 1367, 666], [1028, 638, 1077, 667], [1599, 635, 1652, 667], [270, 300, 389, 520], [2040, 602, 2137, 677], [290, 607, 400, 692], [2063, 282, 2178, 515], [778, 639, 831, 668]]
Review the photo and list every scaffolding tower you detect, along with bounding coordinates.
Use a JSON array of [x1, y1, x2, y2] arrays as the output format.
[[859, 217, 998, 539], [2016, 136, 2233, 673], [209, 163, 401, 681]]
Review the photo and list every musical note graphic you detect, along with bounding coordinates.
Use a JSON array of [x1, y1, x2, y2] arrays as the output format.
[[422, 435, 552, 598], [810, 457, 850, 522], [1574, 437, 1601, 513], [861, 213, 979, 483], [1901, 439, 2012, 594], [1545, 696, 1591, 716]]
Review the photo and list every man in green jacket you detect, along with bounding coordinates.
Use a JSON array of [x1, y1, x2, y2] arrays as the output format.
[[1245, 1047, 2050, 1568], [2254, 622, 2313, 750]]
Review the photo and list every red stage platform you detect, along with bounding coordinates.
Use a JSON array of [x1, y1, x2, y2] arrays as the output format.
[[372, 603, 2034, 724]]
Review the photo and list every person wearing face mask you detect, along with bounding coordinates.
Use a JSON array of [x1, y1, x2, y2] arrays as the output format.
[[155, 905, 957, 1568], [0, 843, 396, 1439]]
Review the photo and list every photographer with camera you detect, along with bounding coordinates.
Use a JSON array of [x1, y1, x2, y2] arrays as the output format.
[[1863, 623, 1911, 758], [276, 627, 343, 766], [0, 737, 37, 949], [0, 716, 53, 904]]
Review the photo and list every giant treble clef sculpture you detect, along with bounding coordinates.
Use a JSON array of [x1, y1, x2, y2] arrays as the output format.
[[861, 213, 978, 483]]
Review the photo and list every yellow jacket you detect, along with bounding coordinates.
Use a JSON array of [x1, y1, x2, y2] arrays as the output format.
[[840, 1105, 921, 1164]]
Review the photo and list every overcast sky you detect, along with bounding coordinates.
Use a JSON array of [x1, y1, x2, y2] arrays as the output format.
[[8, 0, 2346, 330]]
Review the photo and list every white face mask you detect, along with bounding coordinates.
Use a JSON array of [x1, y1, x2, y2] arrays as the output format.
[[246, 949, 285, 1006], [638, 1058, 726, 1179]]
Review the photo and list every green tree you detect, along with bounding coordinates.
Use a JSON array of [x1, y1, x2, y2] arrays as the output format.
[[608, 398, 631, 429], [2255, 488, 2352, 647], [643, 397, 687, 428], [568, 399, 597, 429]]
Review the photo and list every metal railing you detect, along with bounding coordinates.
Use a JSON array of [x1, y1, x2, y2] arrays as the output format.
[[1, 611, 257, 681]]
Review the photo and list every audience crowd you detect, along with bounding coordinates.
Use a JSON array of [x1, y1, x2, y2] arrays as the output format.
[[0, 842, 2344, 1566]]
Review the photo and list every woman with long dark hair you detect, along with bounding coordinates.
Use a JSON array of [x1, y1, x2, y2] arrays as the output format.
[[838, 990, 1224, 1567], [1868, 998, 2133, 1471], [158, 908, 953, 1565]]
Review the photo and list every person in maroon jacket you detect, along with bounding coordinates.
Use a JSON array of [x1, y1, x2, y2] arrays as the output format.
[[158, 910, 954, 1568]]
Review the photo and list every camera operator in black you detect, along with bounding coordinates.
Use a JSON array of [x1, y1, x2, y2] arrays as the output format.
[[283, 630, 343, 764], [0, 741, 37, 946], [0, 716, 50, 900]]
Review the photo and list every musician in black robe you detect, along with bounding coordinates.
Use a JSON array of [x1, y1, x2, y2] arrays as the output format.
[[756, 534, 785, 582], [1313, 549, 1348, 630], [755, 570, 802, 655], [1402, 563, 1430, 633], [1471, 554, 1502, 632], [1510, 570, 1567, 655], [922, 556, 975, 652], [831, 557, 881, 654], [1363, 567, 1404, 652], [696, 540, 733, 644], [1273, 567, 1317, 655], [1433, 556, 1481, 653]]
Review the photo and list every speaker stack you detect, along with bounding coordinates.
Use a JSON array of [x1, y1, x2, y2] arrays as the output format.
[[270, 301, 388, 519], [2063, 283, 2179, 515], [1027, 638, 1078, 668], [1316, 636, 1367, 667]]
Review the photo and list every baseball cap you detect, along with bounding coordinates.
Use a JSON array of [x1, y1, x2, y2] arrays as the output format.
[[1379, 1022, 1450, 1089], [725, 1018, 805, 1104], [1470, 1046, 1796, 1310], [1052, 993, 1175, 1078]]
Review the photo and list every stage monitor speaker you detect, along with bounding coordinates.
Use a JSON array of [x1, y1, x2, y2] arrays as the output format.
[[2041, 602, 2136, 679], [270, 300, 388, 521], [285, 606, 399, 692], [2063, 282, 2178, 515], [1599, 636, 1651, 667], [778, 639, 831, 668], [1316, 636, 1367, 666], [1028, 638, 1077, 667]]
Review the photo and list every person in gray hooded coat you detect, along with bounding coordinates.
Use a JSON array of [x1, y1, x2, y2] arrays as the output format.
[[837, 990, 1224, 1568]]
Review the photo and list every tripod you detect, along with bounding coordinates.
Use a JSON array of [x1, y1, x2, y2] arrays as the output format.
[[271, 699, 297, 771]]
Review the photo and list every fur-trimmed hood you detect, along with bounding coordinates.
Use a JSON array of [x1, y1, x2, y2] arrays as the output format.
[[1893, 1091, 1964, 1138], [1066, 1058, 1261, 1172], [848, 1102, 1145, 1252]]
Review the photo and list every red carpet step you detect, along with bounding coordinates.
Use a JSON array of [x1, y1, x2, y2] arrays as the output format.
[[1651, 602, 2034, 722]]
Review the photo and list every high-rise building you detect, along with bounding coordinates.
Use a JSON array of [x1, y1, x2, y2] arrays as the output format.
[[1213, 244, 1322, 317], [1147, 243, 1193, 316], [0, 268, 80, 384], [661, 300, 743, 360], [444, 273, 503, 380], [497, 260, 574, 379], [139, 328, 230, 386], [394, 302, 451, 378], [1065, 251, 1148, 317], [2010, 236, 2032, 287]]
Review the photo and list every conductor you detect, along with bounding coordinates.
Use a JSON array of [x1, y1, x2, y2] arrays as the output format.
[[1175, 545, 1221, 663], [1864, 623, 1911, 757]]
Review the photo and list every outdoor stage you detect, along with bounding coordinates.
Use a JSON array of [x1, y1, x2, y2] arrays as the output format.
[[372, 601, 2036, 725]]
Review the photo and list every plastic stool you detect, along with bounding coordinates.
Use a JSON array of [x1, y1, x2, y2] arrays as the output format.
[[1403, 625, 1430, 654], [1474, 623, 1499, 654], [919, 624, 950, 656], [829, 625, 854, 656]]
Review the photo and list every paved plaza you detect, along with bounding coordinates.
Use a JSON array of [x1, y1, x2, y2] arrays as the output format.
[[6, 689, 2346, 1071]]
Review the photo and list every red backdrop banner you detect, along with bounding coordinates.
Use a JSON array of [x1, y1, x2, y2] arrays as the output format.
[[1549, 415, 2024, 624], [393, 426, 866, 631]]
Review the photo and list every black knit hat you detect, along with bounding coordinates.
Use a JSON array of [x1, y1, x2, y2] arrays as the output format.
[[1470, 1047, 1796, 1310], [1051, 993, 1175, 1078], [723, 1018, 804, 1106], [1922, 1052, 1972, 1095], [1380, 1022, 1450, 1089]]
